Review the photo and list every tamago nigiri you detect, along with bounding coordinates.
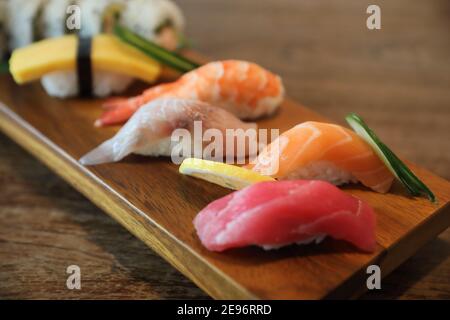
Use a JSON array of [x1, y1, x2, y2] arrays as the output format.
[[80, 98, 257, 165], [96, 60, 285, 126], [194, 180, 377, 252], [248, 121, 394, 193]]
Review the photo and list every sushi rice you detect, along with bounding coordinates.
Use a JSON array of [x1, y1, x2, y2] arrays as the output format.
[[41, 70, 133, 98]]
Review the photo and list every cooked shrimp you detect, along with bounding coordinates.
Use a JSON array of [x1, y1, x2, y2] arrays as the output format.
[[95, 60, 285, 127]]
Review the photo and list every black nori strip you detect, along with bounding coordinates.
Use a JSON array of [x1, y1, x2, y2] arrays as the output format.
[[154, 18, 173, 33], [33, 1, 46, 42], [76, 36, 93, 97]]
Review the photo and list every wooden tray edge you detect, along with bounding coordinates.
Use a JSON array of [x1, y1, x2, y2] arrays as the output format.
[[0, 102, 258, 300], [1, 100, 449, 299], [326, 201, 450, 299]]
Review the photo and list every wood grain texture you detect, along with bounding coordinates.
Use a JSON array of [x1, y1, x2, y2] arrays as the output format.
[[0, 74, 448, 299], [0, 0, 449, 299]]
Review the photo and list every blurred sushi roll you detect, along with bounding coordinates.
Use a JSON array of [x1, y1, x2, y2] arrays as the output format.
[[6, 0, 187, 98], [77, 0, 126, 37], [41, 0, 79, 38], [0, 0, 7, 61], [120, 0, 185, 50], [5, 0, 186, 52], [6, 0, 49, 50]]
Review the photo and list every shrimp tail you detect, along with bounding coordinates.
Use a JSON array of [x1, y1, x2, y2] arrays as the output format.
[[96, 83, 177, 126], [102, 97, 130, 110]]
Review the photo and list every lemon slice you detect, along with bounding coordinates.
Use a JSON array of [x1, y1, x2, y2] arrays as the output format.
[[179, 158, 275, 190]]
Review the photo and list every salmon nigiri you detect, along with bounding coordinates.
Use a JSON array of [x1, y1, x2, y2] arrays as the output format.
[[96, 60, 285, 127], [194, 180, 376, 252], [80, 98, 257, 165], [248, 121, 394, 193]]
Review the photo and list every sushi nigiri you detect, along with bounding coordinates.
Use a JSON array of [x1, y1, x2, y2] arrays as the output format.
[[96, 60, 285, 126], [79, 98, 257, 165], [194, 180, 377, 252], [9, 34, 161, 98], [248, 121, 394, 193]]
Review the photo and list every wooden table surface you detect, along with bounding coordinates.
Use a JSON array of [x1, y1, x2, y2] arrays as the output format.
[[0, 0, 449, 299]]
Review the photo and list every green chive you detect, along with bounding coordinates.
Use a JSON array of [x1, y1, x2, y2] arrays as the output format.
[[113, 24, 200, 73], [346, 113, 436, 203], [0, 61, 9, 74]]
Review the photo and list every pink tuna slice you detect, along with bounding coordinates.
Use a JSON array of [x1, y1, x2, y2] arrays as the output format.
[[193, 180, 376, 252]]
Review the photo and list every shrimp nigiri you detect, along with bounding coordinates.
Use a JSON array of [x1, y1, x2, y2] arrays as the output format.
[[95, 60, 285, 127], [248, 121, 394, 193], [80, 98, 257, 165]]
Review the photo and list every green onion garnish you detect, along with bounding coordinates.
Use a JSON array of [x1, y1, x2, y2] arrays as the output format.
[[346, 113, 436, 203], [113, 24, 200, 73]]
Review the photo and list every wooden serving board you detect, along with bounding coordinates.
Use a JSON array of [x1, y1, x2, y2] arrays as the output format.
[[0, 68, 449, 300]]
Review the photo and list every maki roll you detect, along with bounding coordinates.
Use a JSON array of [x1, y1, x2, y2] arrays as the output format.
[[0, 0, 7, 61], [5, 0, 186, 52], [5, 0, 188, 97], [120, 0, 185, 50], [77, 0, 126, 37], [41, 0, 79, 38], [6, 0, 48, 49]]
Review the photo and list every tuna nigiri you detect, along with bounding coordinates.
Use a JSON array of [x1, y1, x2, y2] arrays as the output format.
[[79, 98, 257, 165], [194, 180, 377, 252], [248, 121, 394, 193], [96, 60, 285, 126]]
